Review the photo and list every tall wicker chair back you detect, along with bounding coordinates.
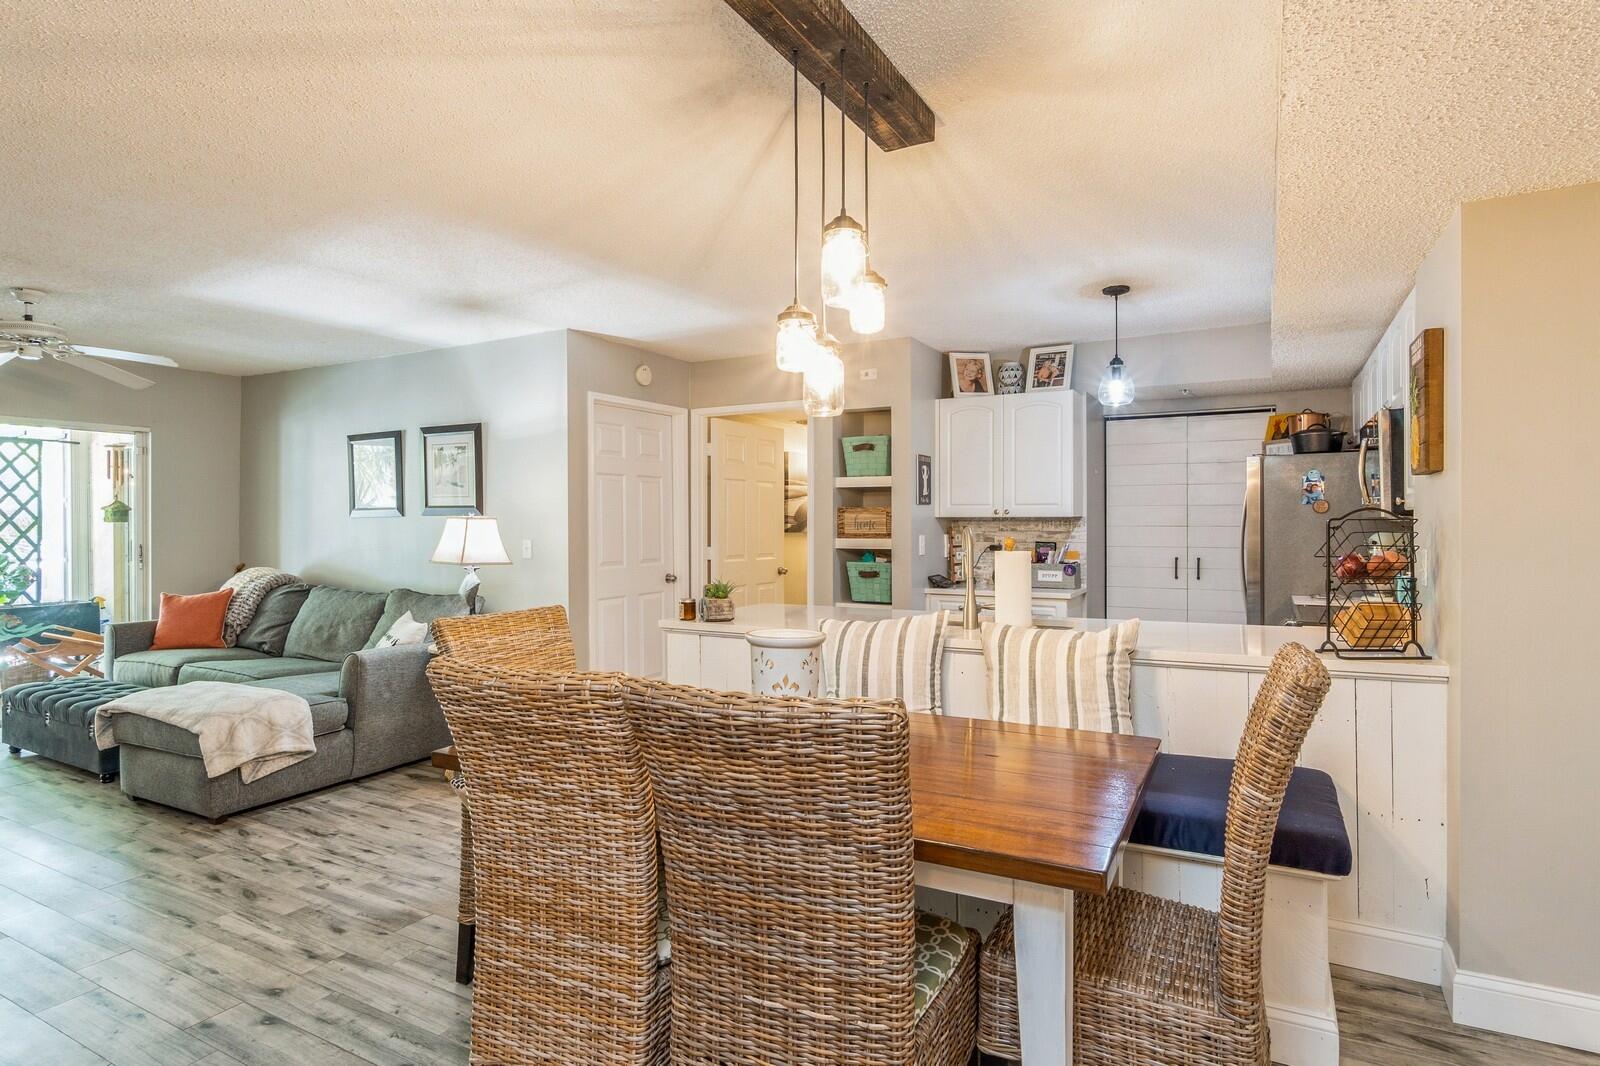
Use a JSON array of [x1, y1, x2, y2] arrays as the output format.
[[624, 677, 977, 1066], [431, 605, 576, 671], [427, 661, 667, 1065], [975, 641, 1331, 1064]]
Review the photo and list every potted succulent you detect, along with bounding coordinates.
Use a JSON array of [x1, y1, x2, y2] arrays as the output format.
[[700, 580, 738, 623]]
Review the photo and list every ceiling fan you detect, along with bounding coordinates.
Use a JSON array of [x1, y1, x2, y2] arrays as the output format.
[[0, 288, 179, 390]]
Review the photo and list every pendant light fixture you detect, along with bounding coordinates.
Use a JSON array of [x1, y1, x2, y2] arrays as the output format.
[[1097, 284, 1135, 408], [805, 77, 845, 417], [849, 80, 887, 335], [775, 50, 818, 372], [820, 49, 868, 309]]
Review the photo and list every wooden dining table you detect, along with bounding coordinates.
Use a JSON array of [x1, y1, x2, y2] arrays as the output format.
[[433, 712, 1159, 1066]]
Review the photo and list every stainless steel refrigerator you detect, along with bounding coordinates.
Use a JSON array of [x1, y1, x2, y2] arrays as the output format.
[[1243, 452, 1363, 626]]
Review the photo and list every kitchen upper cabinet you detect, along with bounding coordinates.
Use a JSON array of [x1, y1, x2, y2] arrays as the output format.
[[936, 391, 1086, 518], [1352, 288, 1417, 427]]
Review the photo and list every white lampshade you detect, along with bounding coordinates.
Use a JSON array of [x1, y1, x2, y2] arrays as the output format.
[[430, 516, 511, 567]]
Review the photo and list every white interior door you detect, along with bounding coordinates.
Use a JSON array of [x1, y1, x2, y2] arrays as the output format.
[[1105, 418, 1189, 621], [1184, 413, 1259, 624], [591, 402, 676, 677], [710, 418, 784, 607]]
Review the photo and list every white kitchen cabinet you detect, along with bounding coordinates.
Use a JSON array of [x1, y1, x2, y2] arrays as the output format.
[[935, 391, 1086, 518]]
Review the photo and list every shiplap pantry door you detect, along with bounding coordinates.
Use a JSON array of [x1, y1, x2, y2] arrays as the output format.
[[1105, 418, 1189, 621], [1183, 413, 1259, 623]]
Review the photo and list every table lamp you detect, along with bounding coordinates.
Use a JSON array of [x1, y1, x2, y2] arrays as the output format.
[[431, 516, 510, 612]]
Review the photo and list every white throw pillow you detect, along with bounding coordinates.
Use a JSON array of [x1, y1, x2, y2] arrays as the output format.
[[375, 611, 429, 648], [819, 611, 951, 713], [980, 619, 1139, 732]]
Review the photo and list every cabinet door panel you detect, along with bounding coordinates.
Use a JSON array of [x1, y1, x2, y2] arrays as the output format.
[[1004, 394, 1071, 516], [936, 398, 1002, 516]]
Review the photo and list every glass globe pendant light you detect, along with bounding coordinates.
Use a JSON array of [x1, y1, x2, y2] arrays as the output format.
[[821, 50, 868, 308], [1097, 284, 1136, 408], [849, 81, 887, 336], [804, 84, 845, 419], [775, 51, 818, 372]]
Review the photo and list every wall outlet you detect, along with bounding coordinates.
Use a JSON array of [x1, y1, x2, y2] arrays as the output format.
[[521, 539, 533, 559], [859, 367, 878, 381], [918, 534, 926, 556]]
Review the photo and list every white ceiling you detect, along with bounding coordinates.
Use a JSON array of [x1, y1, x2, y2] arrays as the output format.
[[0, 0, 1279, 375], [0, 2, 1593, 382]]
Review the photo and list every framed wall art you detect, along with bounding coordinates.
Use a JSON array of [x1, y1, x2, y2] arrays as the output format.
[[1409, 328, 1444, 475], [948, 352, 993, 395], [347, 430, 403, 518], [420, 422, 483, 515], [1025, 343, 1074, 391]]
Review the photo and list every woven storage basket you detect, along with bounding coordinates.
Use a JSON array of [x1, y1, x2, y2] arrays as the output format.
[[1, 655, 51, 690], [840, 434, 890, 477], [845, 561, 892, 604], [836, 507, 891, 538]]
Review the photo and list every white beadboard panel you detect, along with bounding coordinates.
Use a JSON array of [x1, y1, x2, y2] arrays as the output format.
[[1111, 605, 1188, 622], [1189, 524, 1243, 549], [1108, 441, 1188, 467], [1297, 678, 1360, 925], [1108, 484, 1183, 507], [664, 632, 700, 686], [1189, 481, 1246, 507], [1107, 544, 1195, 569], [1129, 664, 1170, 742], [1107, 524, 1187, 548], [1189, 589, 1248, 615], [1108, 417, 1187, 445], [1188, 504, 1241, 527], [1107, 585, 1188, 611], [1389, 681, 1448, 937], [1190, 550, 1244, 589], [1106, 462, 1188, 486], [1106, 566, 1186, 593], [1107, 504, 1187, 527], [1188, 460, 1247, 485], [1354, 679, 1397, 929], [1164, 667, 1251, 758], [1188, 412, 1266, 441], [1188, 438, 1261, 464]]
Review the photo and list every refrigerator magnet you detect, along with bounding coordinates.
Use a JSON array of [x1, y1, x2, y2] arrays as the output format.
[[1301, 470, 1326, 507]]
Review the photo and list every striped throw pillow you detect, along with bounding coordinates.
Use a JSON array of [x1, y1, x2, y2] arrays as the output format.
[[980, 619, 1140, 732], [820, 611, 951, 713]]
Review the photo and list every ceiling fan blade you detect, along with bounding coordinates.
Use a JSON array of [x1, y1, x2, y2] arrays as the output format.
[[0, 350, 16, 368], [63, 354, 156, 389], [69, 345, 179, 368]]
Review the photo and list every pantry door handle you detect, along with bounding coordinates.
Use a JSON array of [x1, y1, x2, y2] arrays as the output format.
[[1195, 556, 1202, 581], [1173, 556, 1179, 580]]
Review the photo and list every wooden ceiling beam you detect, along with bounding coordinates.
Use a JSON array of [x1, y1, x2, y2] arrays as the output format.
[[722, 0, 936, 151]]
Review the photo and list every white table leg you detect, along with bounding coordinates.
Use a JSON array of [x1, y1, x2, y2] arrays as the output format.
[[1014, 880, 1073, 1065]]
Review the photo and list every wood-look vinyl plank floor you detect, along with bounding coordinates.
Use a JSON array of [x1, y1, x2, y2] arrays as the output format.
[[0, 748, 1593, 1066]]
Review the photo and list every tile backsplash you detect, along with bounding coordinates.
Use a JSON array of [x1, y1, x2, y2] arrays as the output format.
[[944, 518, 1086, 589]]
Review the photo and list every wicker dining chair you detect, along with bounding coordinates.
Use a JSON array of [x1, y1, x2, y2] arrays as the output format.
[[624, 676, 977, 1066], [426, 660, 668, 1065], [976, 642, 1332, 1064], [429, 605, 576, 982]]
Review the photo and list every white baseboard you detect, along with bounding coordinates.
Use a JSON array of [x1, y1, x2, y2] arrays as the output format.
[[1444, 941, 1600, 1055], [1329, 917, 1444, 985], [1266, 1002, 1340, 1066]]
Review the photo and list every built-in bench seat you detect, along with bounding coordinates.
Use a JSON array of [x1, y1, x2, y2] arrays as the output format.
[[1115, 753, 1353, 1066]]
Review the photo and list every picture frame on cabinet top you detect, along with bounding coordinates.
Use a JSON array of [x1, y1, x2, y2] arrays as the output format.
[[1025, 343, 1074, 391]]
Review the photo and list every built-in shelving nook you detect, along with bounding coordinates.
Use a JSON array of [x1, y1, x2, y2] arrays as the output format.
[[832, 407, 894, 611]]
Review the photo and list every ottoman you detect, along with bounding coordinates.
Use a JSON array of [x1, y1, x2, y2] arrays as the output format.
[[1, 677, 139, 781]]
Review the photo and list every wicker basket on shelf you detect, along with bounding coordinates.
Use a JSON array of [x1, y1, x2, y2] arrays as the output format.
[[836, 507, 891, 539]]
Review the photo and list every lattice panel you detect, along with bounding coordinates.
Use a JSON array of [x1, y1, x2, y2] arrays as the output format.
[[0, 437, 44, 604]]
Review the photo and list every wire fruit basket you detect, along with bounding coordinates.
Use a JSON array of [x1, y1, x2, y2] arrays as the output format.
[[1315, 507, 1429, 660]]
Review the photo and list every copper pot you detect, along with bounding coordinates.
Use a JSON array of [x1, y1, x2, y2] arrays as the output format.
[[1285, 409, 1330, 434]]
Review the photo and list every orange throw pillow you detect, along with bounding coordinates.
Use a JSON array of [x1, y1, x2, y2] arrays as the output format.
[[150, 589, 235, 650]]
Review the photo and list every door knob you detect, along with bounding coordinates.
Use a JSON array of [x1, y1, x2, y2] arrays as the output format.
[[777, 567, 789, 576], [664, 573, 678, 583]]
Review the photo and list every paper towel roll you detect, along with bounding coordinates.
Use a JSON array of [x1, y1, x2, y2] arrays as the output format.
[[994, 550, 1034, 628]]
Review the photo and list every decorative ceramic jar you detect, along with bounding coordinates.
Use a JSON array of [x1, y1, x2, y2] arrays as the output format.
[[747, 628, 826, 698], [996, 360, 1025, 394]]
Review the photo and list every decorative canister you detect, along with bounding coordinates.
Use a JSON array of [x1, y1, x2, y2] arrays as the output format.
[[746, 628, 826, 698], [996, 360, 1025, 394]]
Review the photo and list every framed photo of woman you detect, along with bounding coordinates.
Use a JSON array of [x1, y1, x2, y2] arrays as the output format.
[[420, 422, 484, 515], [948, 352, 993, 395], [1025, 343, 1074, 391]]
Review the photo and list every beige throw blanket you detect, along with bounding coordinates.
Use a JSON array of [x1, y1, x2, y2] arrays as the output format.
[[95, 681, 316, 784]]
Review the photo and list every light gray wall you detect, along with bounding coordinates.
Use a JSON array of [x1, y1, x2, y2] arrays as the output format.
[[1023, 321, 1273, 397], [240, 331, 570, 611], [566, 332, 692, 665], [2, 361, 241, 598]]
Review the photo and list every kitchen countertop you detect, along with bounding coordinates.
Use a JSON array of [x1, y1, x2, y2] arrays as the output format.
[[922, 585, 1086, 600], [659, 603, 1449, 682]]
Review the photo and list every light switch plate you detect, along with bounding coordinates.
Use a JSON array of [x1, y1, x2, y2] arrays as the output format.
[[859, 367, 878, 381], [918, 534, 926, 556], [521, 539, 533, 559]]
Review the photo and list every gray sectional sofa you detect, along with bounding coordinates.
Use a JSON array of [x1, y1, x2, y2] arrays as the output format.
[[95, 584, 466, 820]]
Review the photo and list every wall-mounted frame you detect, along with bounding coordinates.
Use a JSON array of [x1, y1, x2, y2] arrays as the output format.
[[1408, 328, 1444, 475], [948, 352, 993, 395], [420, 422, 483, 516], [917, 454, 932, 505], [1025, 343, 1074, 391], [347, 430, 403, 518]]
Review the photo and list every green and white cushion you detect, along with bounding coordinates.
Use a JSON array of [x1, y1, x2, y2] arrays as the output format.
[[820, 611, 951, 713], [980, 618, 1139, 731], [913, 911, 974, 1019]]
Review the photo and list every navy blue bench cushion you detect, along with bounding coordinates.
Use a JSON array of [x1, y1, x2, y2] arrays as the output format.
[[1130, 753, 1353, 877]]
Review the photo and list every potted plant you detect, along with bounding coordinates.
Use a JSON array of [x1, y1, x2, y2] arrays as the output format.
[[701, 580, 738, 622]]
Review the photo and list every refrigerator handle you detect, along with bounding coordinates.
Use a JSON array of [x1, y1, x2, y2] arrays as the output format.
[[1242, 455, 1262, 625], [1356, 433, 1375, 507]]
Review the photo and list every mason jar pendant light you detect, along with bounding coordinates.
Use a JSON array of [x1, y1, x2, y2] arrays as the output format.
[[1097, 284, 1135, 408], [805, 76, 845, 417], [849, 80, 887, 335], [820, 50, 868, 309], [775, 51, 819, 372]]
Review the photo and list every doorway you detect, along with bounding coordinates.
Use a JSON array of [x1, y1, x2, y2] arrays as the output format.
[[586, 394, 689, 678], [0, 421, 148, 623], [692, 404, 812, 607]]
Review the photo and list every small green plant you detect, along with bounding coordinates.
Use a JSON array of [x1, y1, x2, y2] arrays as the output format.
[[0, 559, 33, 607], [703, 580, 738, 600]]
